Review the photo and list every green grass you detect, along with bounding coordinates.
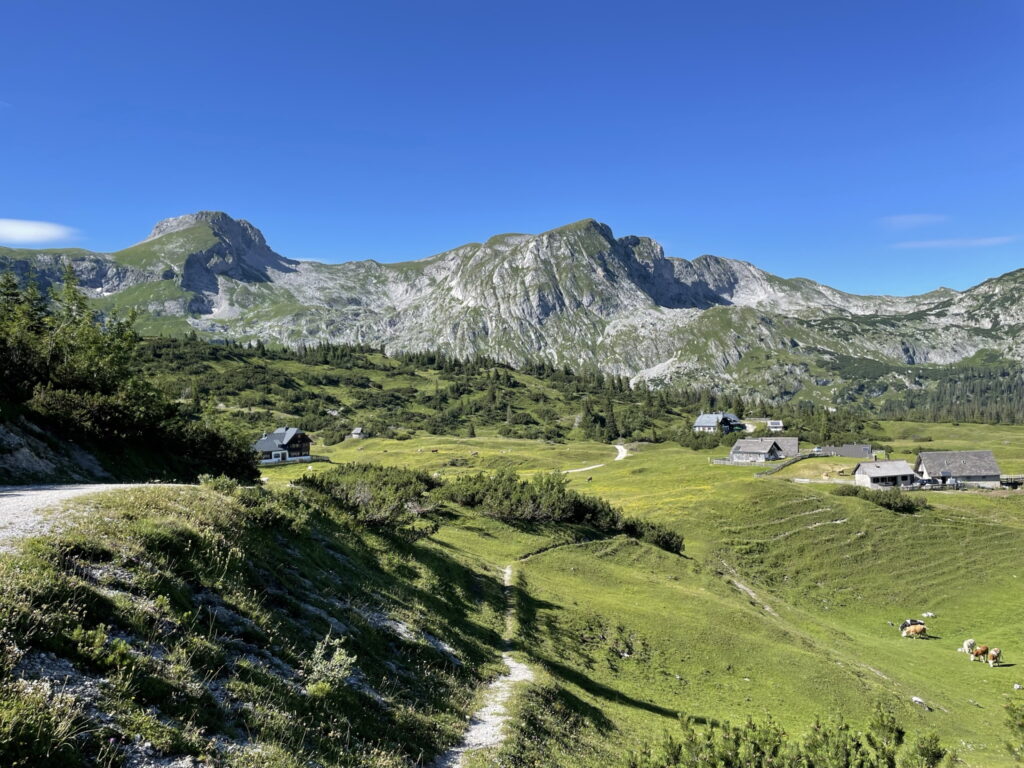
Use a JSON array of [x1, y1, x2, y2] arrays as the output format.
[[260, 433, 622, 486], [514, 439, 1024, 766], [92, 279, 191, 312], [111, 224, 220, 268], [0, 483, 511, 767], [7, 423, 1024, 766]]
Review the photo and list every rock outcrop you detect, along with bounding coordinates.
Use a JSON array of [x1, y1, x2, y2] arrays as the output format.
[[2, 212, 1021, 397]]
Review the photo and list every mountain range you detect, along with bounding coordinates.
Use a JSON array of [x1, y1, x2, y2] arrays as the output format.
[[3, 211, 1022, 401]]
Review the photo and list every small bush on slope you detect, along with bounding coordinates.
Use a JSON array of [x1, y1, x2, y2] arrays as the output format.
[[623, 705, 955, 768], [439, 469, 683, 554], [832, 485, 929, 514]]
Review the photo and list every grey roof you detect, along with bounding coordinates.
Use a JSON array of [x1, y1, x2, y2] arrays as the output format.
[[253, 426, 305, 452], [773, 437, 799, 458], [694, 411, 742, 427], [915, 450, 1000, 478], [694, 413, 722, 427], [854, 460, 916, 478], [767, 420, 784, 427], [731, 438, 781, 455], [820, 444, 873, 458]]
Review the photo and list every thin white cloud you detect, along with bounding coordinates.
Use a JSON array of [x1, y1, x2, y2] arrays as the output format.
[[893, 235, 1015, 249], [880, 214, 947, 230], [0, 218, 78, 245]]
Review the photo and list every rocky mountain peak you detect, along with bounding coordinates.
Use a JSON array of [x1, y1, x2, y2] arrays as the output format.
[[145, 211, 267, 249]]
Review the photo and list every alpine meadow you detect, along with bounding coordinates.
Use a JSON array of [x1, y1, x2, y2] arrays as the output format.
[[2, 3, 1024, 768]]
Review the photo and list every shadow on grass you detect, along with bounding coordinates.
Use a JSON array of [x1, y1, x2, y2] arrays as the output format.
[[537, 656, 680, 719]]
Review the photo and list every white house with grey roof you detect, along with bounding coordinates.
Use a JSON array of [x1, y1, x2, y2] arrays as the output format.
[[915, 450, 1001, 489], [853, 460, 918, 488], [693, 412, 744, 434], [728, 438, 784, 463]]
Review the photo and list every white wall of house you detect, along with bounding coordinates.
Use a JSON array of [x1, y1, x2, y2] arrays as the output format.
[[855, 473, 916, 488]]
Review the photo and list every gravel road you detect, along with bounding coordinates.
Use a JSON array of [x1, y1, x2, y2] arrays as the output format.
[[0, 484, 144, 550]]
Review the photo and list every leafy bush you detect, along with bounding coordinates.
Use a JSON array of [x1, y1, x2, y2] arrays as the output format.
[[621, 518, 684, 555], [439, 471, 683, 554], [832, 485, 928, 514], [294, 464, 439, 528], [302, 635, 356, 695], [624, 705, 954, 768]]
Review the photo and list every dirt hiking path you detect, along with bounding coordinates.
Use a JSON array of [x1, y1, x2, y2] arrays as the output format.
[[562, 443, 629, 474], [430, 565, 534, 767]]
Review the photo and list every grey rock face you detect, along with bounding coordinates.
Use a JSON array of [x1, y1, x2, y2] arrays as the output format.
[[4, 212, 1022, 396]]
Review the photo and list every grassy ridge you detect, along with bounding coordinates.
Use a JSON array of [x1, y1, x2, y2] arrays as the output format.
[[0, 483, 510, 766]]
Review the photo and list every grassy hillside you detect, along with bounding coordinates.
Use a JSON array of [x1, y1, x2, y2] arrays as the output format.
[[538, 441, 1024, 766], [257, 433, 1023, 766], [0, 479, 510, 767], [4, 432, 1023, 765]]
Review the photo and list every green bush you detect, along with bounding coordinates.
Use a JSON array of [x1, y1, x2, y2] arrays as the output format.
[[294, 463, 439, 528], [439, 471, 683, 554], [624, 705, 954, 768], [302, 635, 356, 695], [832, 485, 928, 514]]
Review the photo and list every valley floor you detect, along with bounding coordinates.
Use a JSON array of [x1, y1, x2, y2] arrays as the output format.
[[261, 426, 1024, 766], [2, 421, 1022, 766]]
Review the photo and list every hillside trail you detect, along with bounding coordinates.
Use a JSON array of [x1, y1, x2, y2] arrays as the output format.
[[562, 443, 629, 474], [430, 564, 534, 768], [0, 484, 174, 552]]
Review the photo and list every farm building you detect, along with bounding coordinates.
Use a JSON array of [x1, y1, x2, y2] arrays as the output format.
[[853, 460, 918, 488], [771, 437, 800, 458], [728, 438, 784, 463], [817, 443, 873, 459], [348, 426, 365, 440], [254, 427, 312, 464], [915, 450, 1001, 489], [693, 412, 744, 434], [767, 419, 785, 433]]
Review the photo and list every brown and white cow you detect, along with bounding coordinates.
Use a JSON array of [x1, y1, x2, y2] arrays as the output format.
[[988, 648, 1002, 667], [902, 624, 928, 638], [970, 645, 990, 662]]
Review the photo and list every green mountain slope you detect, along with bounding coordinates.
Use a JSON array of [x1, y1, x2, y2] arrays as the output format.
[[2, 211, 1022, 403]]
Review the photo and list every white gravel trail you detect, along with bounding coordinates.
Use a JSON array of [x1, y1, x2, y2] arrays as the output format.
[[431, 565, 534, 767], [562, 444, 628, 475], [0, 484, 153, 551]]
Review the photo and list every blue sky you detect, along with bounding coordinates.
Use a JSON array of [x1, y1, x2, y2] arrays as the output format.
[[1, 1, 1021, 294]]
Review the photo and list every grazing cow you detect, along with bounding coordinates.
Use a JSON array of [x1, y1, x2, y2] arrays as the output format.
[[586, 476, 593, 482], [988, 648, 1002, 668], [970, 645, 989, 662], [900, 619, 926, 632], [958, 638, 976, 654], [902, 624, 928, 638]]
